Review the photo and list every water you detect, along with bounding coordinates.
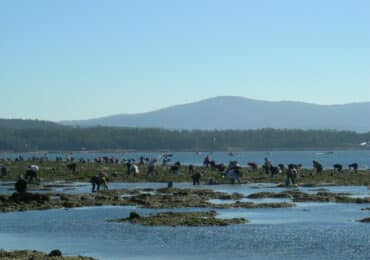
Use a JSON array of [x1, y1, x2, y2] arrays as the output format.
[[209, 184, 370, 198], [2, 150, 370, 169], [0, 204, 369, 259], [0, 184, 369, 259], [1, 181, 369, 198]]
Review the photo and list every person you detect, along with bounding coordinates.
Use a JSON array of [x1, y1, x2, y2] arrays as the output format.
[[191, 172, 201, 185], [98, 171, 108, 179], [203, 155, 210, 168], [286, 168, 298, 186], [147, 159, 157, 176], [129, 164, 140, 177], [91, 171, 109, 192], [291, 168, 298, 185], [126, 160, 132, 175], [188, 164, 194, 175], [247, 162, 258, 172], [312, 160, 323, 174], [25, 165, 40, 185], [139, 156, 145, 165], [161, 154, 172, 166], [1, 166, 8, 177], [15, 176, 27, 193], [348, 163, 358, 173], [263, 158, 272, 175]]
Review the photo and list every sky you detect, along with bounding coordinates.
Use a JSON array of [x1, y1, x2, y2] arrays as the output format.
[[0, 0, 369, 121]]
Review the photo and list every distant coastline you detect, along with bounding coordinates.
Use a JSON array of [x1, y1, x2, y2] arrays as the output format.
[[0, 119, 369, 152], [1, 147, 370, 154]]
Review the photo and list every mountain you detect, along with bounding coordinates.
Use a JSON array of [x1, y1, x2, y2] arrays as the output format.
[[0, 119, 61, 129], [61, 96, 370, 132]]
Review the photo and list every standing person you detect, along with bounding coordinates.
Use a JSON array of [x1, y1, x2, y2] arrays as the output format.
[[126, 160, 132, 175], [203, 155, 210, 168], [139, 156, 145, 165], [312, 160, 323, 175], [1, 166, 8, 177], [191, 172, 201, 185], [188, 164, 194, 175], [263, 158, 272, 175], [147, 159, 157, 176]]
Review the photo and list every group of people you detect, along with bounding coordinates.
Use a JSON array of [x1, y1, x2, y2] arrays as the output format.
[[13, 165, 40, 193], [312, 160, 359, 174], [7, 154, 365, 194]]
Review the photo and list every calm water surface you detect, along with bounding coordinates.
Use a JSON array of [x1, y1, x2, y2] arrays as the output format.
[[0, 184, 369, 259]]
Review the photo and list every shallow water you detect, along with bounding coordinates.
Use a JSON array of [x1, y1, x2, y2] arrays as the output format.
[[0, 203, 369, 260], [1, 181, 369, 198], [207, 183, 370, 198], [0, 183, 369, 259]]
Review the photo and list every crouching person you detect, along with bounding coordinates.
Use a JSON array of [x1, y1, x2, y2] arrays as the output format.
[[15, 176, 27, 193], [286, 168, 298, 186], [25, 165, 40, 185], [191, 172, 202, 185], [91, 171, 109, 193]]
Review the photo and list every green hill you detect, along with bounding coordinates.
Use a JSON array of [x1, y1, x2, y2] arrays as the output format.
[[0, 119, 369, 151]]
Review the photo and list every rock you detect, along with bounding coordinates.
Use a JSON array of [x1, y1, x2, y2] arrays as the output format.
[[108, 211, 248, 226], [48, 249, 63, 257], [129, 211, 141, 220], [358, 217, 370, 223], [0, 248, 95, 259], [63, 201, 77, 208], [9, 192, 49, 203]]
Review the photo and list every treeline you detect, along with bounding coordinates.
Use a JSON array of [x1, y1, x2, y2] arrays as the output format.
[[0, 124, 370, 151], [0, 119, 60, 129]]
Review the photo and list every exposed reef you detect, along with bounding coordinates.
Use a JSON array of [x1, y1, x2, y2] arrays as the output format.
[[358, 217, 370, 223], [0, 249, 95, 260], [247, 190, 370, 203], [1, 187, 368, 213], [108, 210, 247, 226], [0, 188, 294, 213]]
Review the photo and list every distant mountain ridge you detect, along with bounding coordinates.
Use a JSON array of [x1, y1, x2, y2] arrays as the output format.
[[61, 96, 370, 132], [0, 119, 60, 129]]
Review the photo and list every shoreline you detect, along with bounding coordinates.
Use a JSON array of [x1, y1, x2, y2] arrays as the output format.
[[0, 248, 95, 260], [1, 148, 370, 153]]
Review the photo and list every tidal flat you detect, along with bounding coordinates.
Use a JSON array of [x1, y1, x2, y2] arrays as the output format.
[[0, 161, 369, 259], [1, 161, 370, 186]]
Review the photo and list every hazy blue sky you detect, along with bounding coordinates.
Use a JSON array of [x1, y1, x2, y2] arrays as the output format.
[[1, 0, 369, 121]]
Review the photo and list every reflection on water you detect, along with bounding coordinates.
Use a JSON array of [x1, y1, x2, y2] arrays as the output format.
[[0, 182, 369, 259], [0, 203, 369, 260], [209, 197, 292, 205]]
